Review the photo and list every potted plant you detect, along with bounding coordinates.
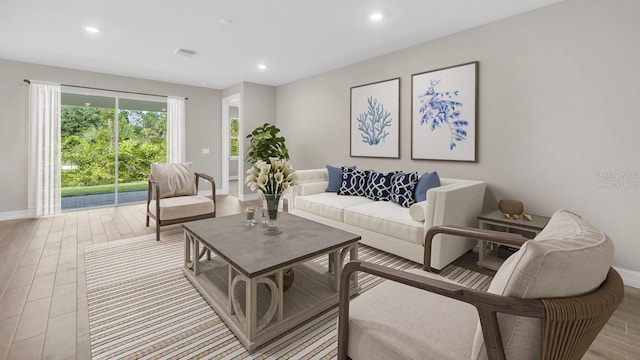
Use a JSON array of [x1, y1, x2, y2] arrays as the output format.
[[244, 123, 296, 235], [245, 123, 290, 164]]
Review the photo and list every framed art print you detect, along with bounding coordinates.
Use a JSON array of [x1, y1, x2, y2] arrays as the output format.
[[350, 78, 400, 158], [411, 62, 477, 161]]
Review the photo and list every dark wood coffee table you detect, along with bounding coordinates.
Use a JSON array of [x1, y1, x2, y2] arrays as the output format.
[[182, 212, 361, 352]]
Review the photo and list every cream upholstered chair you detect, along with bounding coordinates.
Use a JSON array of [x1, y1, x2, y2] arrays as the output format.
[[146, 162, 216, 241], [337, 210, 624, 360]]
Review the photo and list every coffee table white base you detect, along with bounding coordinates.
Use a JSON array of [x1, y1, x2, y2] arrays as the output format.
[[183, 230, 359, 352]]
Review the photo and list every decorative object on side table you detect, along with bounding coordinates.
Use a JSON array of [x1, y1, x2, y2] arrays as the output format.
[[498, 199, 524, 219], [245, 158, 298, 235]]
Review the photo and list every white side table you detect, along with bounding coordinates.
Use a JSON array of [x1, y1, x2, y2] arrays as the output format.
[[477, 210, 550, 271]]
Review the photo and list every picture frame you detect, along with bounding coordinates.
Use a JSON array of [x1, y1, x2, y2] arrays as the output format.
[[350, 78, 400, 158], [411, 61, 478, 161]]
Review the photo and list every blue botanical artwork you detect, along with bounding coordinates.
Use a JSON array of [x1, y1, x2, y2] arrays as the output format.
[[351, 78, 400, 158], [417, 79, 468, 151], [357, 96, 392, 146], [411, 62, 476, 161]]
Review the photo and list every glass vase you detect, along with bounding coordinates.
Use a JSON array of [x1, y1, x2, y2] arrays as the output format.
[[263, 193, 282, 235]]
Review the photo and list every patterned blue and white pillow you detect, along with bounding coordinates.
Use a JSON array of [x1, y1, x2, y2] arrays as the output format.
[[338, 167, 370, 196], [390, 171, 419, 208], [365, 171, 397, 201]]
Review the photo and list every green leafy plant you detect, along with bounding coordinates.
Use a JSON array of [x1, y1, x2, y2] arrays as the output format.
[[245, 123, 290, 164]]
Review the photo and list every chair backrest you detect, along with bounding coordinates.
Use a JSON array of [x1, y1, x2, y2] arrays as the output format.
[[471, 209, 614, 360], [150, 162, 197, 199]]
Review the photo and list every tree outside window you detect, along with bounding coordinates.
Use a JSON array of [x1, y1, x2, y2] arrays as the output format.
[[230, 118, 239, 157]]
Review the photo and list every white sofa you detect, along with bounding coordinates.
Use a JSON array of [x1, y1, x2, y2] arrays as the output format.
[[288, 168, 487, 271]]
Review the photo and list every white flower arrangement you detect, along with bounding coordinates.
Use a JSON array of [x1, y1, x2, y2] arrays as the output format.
[[245, 158, 298, 195]]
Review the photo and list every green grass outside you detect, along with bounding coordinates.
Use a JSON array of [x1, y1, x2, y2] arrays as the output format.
[[62, 181, 147, 197]]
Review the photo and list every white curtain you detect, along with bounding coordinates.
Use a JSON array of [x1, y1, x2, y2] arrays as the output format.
[[28, 81, 61, 216], [167, 96, 186, 163]]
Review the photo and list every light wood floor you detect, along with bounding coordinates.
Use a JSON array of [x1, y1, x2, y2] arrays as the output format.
[[0, 195, 638, 359]]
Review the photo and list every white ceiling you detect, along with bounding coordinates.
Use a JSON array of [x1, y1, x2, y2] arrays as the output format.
[[0, 0, 562, 89]]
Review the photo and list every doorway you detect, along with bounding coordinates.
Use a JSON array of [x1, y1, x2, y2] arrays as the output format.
[[221, 94, 242, 198]]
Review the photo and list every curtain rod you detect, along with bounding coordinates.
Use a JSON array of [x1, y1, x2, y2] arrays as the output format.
[[23, 79, 188, 100]]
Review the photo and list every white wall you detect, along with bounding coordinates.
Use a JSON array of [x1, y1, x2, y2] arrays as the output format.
[[240, 82, 277, 198], [276, 0, 640, 272], [0, 59, 221, 216]]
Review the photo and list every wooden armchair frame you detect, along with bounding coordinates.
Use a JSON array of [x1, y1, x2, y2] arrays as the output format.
[[338, 226, 624, 360], [146, 172, 216, 241]]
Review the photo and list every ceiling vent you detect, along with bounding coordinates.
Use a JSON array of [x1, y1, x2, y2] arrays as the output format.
[[174, 48, 197, 57]]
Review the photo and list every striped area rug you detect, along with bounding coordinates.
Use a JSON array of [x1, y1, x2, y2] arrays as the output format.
[[85, 230, 492, 359]]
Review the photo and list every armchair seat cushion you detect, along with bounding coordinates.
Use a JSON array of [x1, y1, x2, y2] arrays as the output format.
[[149, 195, 214, 221], [348, 269, 478, 360]]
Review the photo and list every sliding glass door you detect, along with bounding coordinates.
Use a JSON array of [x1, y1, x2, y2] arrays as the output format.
[[117, 98, 167, 205], [60, 91, 166, 210]]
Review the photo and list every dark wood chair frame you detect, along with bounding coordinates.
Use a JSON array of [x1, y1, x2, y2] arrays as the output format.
[[338, 225, 624, 360], [146, 172, 216, 241]]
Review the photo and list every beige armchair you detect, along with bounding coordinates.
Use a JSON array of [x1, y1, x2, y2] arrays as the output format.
[[146, 162, 216, 241], [338, 210, 624, 360]]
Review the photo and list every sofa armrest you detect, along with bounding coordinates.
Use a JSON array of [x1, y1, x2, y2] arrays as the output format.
[[424, 180, 487, 270], [424, 180, 486, 228], [289, 169, 329, 211]]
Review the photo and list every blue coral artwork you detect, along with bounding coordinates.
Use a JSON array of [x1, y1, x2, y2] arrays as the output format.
[[412, 62, 477, 161], [357, 96, 391, 145], [350, 78, 400, 158]]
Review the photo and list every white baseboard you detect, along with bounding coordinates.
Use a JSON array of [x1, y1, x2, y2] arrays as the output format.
[[239, 193, 260, 202], [614, 266, 640, 289], [0, 209, 33, 221]]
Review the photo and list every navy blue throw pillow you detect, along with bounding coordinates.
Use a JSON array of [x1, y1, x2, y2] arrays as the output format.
[[326, 165, 355, 192], [338, 167, 370, 196], [365, 171, 397, 201], [390, 172, 419, 208], [414, 171, 441, 202]]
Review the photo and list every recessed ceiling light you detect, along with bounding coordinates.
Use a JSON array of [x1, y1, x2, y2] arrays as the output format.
[[257, 64, 267, 71], [84, 26, 100, 33], [370, 13, 383, 21]]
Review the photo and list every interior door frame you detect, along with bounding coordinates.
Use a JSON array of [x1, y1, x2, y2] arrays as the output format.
[[221, 93, 241, 197]]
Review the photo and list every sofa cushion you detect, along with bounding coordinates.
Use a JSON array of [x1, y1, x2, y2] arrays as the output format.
[[470, 209, 614, 360], [390, 171, 419, 208], [298, 181, 328, 196], [409, 200, 428, 222], [365, 171, 397, 201], [344, 201, 424, 245], [339, 167, 370, 197], [326, 165, 354, 192], [414, 171, 441, 202], [151, 162, 196, 199], [148, 195, 214, 221], [348, 268, 478, 360], [295, 192, 373, 222]]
